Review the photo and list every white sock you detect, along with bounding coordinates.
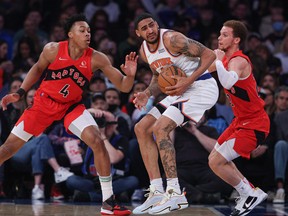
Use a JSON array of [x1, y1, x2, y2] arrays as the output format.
[[167, 178, 181, 194], [243, 177, 255, 189], [150, 178, 164, 193], [234, 179, 252, 196], [99, 175, 113, 202]]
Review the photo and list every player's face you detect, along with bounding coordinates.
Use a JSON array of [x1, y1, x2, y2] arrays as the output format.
[[218, 26, 235, 52], [136, 18, 159, 44], [69, 21, 91, 49]]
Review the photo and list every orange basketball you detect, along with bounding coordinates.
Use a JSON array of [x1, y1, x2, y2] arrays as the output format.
[[158, 65, 186, 94]]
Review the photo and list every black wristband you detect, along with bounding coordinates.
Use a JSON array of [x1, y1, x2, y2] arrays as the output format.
[[16, 88, 26, 98]]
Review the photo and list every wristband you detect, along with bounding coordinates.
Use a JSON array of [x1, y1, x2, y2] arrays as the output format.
[[16, 88, 26, 98]]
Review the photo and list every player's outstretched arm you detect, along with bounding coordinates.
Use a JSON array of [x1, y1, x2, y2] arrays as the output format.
[[93, 51, 138, 93]]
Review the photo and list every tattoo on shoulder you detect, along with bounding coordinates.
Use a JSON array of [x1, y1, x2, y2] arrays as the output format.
[[170, 35, 205, 57]]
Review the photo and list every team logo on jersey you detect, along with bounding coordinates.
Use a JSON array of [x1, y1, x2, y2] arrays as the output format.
[[230, 87, 236, 94], [80, 61, 87, 68], [158, 48, 165, 54], [150, 57, 173, 72]]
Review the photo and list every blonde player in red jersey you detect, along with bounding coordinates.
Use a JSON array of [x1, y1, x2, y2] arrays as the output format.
[[208, 20, 270, 216], [0, 14, 138, 216]]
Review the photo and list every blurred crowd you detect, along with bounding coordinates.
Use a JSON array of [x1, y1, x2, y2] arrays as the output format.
[[0, 0, 288, 205]]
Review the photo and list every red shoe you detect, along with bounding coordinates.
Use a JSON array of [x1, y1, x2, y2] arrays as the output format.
[[50, 184, 64, 200], [101, 195, 131, 215]]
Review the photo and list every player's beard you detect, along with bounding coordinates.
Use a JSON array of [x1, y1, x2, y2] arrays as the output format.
[[146, 29, 160, 45]]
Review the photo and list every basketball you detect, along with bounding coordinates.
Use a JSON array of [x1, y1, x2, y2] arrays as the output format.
[[158, 65, 186, 94]]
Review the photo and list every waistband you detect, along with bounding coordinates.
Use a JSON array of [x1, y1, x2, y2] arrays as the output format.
[[196, 73, 212, 81]]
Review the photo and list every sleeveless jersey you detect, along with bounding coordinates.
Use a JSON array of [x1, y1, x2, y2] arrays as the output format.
[[222, 50, 265, 120], [142, 29, 208, 76], [38, 41, 93, 103]]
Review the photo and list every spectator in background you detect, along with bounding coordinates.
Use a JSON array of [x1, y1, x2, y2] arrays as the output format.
[[255, 44, 282, 75], [155, 0, 183, 29], [48, 23, 66, 42], [260, 86, 276, 118], [12, 36, 38, 79], [90, 93, 108, 111], [13, 10, 48, 55], [117, 20, 141, 67], [0, 13, 14, 60], [244, 33, 266, 83], [104, 88, 132, 138], [273, 105, 288, 203], [260, 73, 279, 91], [259, 1, 285, 38], [275, 34, 288, 74], [274, 85, 288, 115], [0, 77, 26, 133], [84, 0, 120, 23], [0, 39, 13, 97], [264, 12, 288, 54]]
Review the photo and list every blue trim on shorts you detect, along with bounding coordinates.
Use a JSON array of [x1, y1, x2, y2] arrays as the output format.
[[196, 73, 212, 81]]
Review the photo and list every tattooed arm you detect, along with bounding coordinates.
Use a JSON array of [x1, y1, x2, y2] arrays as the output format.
[[164, 31, 216, 84]]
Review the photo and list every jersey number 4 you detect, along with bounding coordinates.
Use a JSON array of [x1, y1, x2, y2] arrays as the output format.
[[60, 84, 70, 97]]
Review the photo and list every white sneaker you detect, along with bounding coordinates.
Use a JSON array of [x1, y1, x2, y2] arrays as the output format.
[[148, 186, 188, 215], [54, 167, 73, 183], [273, 188, 285, 204], [132, 185, 165, 214], [32, 185, 44, 200], [230, 187, 268, 216]]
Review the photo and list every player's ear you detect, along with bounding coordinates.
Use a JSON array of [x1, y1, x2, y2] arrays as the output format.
[[68, 31, 73, 38], [135, 30, 141, 37]]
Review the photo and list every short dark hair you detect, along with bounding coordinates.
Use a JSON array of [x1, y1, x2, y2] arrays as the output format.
[[223, 20, 248, 47], [64, 14, 88, 37], [134, 13, 155, 30]]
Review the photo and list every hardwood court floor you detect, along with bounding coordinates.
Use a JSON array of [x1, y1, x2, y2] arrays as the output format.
[[0, 199, 288, 216]]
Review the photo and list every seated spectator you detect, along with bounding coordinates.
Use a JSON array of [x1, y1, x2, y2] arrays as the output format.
[[66, 110, 138, 202], [273, 108, 288, 203], [9, 133, 73, 200], [104, 88, 132, 138], [173, 117, 232, 204], [12, 36, 38, 79], [255, 44, 282, 75], [260, 73, 279, 92], [274, 85, 288, 115], [275, 34, 288, 74], [7, 88, 73, 200]]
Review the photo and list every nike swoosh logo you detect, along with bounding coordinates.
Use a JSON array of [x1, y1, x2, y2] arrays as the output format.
[[59, 57, 68, 60], [244, 196, 257, 209]]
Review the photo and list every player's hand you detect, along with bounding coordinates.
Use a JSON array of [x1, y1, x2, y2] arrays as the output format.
[[133, 92, 148, 109], [1, 93, 21, 111], [250, 145, 268, 158], [120, 52, 139, 77], [214, 49, 225, 61], [165, 76, 190, 96]]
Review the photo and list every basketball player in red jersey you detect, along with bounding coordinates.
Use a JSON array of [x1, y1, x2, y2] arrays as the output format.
[[0, 14, 137, 215], [208, 20, 270, 216]]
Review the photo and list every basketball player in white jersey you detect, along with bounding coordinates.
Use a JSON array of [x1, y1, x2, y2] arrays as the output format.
[[132, 13, 219, 215]]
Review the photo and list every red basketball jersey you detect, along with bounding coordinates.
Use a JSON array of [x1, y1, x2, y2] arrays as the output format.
[[38, 41, 93, 103], [222, 50, 269, 131]]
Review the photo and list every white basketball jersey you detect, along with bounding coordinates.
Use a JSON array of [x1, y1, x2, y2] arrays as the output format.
[[142, 29, 204, 77]]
